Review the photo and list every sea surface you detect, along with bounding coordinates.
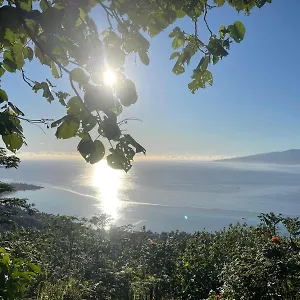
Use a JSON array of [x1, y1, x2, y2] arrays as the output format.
[[1, 158, 300, 232]]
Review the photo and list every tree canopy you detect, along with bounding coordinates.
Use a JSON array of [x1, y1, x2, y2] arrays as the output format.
[[0, 0, 271, 171]]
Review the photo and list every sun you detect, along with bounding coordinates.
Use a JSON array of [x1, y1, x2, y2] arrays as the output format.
[[103, 70, 116, 86]]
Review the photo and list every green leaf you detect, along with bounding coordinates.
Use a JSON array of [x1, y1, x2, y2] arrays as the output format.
[[214, 0, 225, 6], [55, 92, 69, 106], [99, 118, 121, 141], [138, 51, 150, 65], [172, 36, 185, 49], [2, 58, 17, 73], [106, 46, 126, 68], [0, 89, 8, 103], [188, 70, 213, 93], [2, 133, 23, 152], [212, 56, 219, 65], [51, 118, 63, 128], [116, 79, 138, 107], [40, 0, 50, 11], [71, 68, 88, 84], [67, 96, 83, 115], [78, 136, 105, 164], [176, 9, 186, 18], [170, 52, 180, 60], [51, 62, 59, 78], [33, 82, 54, 103], [198, 56, 210, 71], [228, 21, 246, 43], [89, 140, 105, 164], [23, 46, 34, 61], [12, 43, 25, 69], [8, 102, 24, 116], [169, 27, 181, 38], [107, 152, 132, 172], [255, 0, 267, 8], [0, 66, 5, 77], [28, 263, 41, 273], [55, 117, 80, 139]]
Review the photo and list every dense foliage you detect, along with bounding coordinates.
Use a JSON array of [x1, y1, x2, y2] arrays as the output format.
[[0, 0, 271, 170], [0, 184, 299, 300]]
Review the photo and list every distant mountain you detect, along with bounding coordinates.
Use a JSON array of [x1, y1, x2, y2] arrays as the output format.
[[217, 149, 300, 165]]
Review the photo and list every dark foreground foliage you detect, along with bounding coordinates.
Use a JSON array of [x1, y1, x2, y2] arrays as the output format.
[[0, 186, 300, 299]]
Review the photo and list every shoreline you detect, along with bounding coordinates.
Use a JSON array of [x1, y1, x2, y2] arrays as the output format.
[[6, 183, 44, 193]]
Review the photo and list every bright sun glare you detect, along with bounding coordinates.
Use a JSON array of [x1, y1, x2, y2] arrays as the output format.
[[92, 161, 122, 220], [103, 70, 116, 86]]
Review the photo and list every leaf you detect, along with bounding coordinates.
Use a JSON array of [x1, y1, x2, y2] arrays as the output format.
[[0, 66, 5, 77], [170, 52, 180, 60], [28, 263, 41, 273], [40, 0, 50, 11], [2, 58, 17, 73], [55, 117, 80, 139], [214, 0, 225, 6], [228, 21, 246, 43], [51, 62, 59, 78], [23, 46, 34, 61], [19, 0, 32, 11], [51, 118, 63, 128], [172, 36, 185, 49], [0, 89, 8, 103], [99, 118, 121, 141], [107, 152, 132, 172], [67, 96, 83, 116], [78, 137, 105, 164], [198, 56, 210, 71], [138, 51, 150, 65], [55, 92, 69, 106], [71, 68, 88, 84], [207, 38, 229, 57], [255, 0, 267, 8], [8, 102, 24, 116], [188, 70, 213, 93], [33, 82, 54, 103], [116, 79, 138, 107], [2, 133, 23, 152], [106, 46, 126, 68], [89, 140, 105, 164], [212, 56, 219, 65]]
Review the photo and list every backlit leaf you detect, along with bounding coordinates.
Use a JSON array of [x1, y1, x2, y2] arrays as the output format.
[[228, 21, 246, 43], [0, 89, 8, 103], [55, 117, 80, 139], [2, 133, 23, 152]]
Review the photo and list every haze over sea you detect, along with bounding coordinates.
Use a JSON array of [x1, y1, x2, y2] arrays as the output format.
[[1, 158, 300, 232]]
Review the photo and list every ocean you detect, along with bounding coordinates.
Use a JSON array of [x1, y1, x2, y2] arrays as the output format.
[[1, 158, 300, 232]]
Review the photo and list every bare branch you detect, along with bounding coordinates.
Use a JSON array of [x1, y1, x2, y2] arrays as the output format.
[[204, 3, 213, 36]]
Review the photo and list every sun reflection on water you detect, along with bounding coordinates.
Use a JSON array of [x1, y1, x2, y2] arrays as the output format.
[[92, 161, 122, 220]]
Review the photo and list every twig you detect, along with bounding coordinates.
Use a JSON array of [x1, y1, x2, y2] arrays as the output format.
[[204, 3, 213, 36], [21, 69, 34, 88], [15, 0, 71, 75]]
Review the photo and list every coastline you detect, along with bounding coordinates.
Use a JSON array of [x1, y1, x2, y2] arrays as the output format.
[[0, 182, 44, 194]]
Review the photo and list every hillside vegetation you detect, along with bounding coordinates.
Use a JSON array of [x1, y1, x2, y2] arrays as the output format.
[[0, 183, 300, 300]]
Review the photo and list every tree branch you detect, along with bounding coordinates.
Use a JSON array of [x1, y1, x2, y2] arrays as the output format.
[[204, 3, 213, 36], [15, 0, 71, 75]]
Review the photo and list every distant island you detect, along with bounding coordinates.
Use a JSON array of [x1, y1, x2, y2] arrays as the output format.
[[217, 149, 300, 165]]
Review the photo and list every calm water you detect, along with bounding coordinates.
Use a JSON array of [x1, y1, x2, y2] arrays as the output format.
[[1, 158, 300, 232]]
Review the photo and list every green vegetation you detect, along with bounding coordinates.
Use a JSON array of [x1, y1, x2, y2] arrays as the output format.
[[0, 0, 271, 171], [1, 183, 300, 300]]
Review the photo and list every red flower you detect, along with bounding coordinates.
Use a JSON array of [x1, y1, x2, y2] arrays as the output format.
[[151, 241, 157, 246], [271, 236, 280, 243]]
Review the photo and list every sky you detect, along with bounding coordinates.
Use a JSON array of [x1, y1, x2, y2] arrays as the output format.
[[3, 0, 300, 159]]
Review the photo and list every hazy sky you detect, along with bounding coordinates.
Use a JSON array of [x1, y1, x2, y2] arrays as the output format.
[[3, 0, 300, 158]]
